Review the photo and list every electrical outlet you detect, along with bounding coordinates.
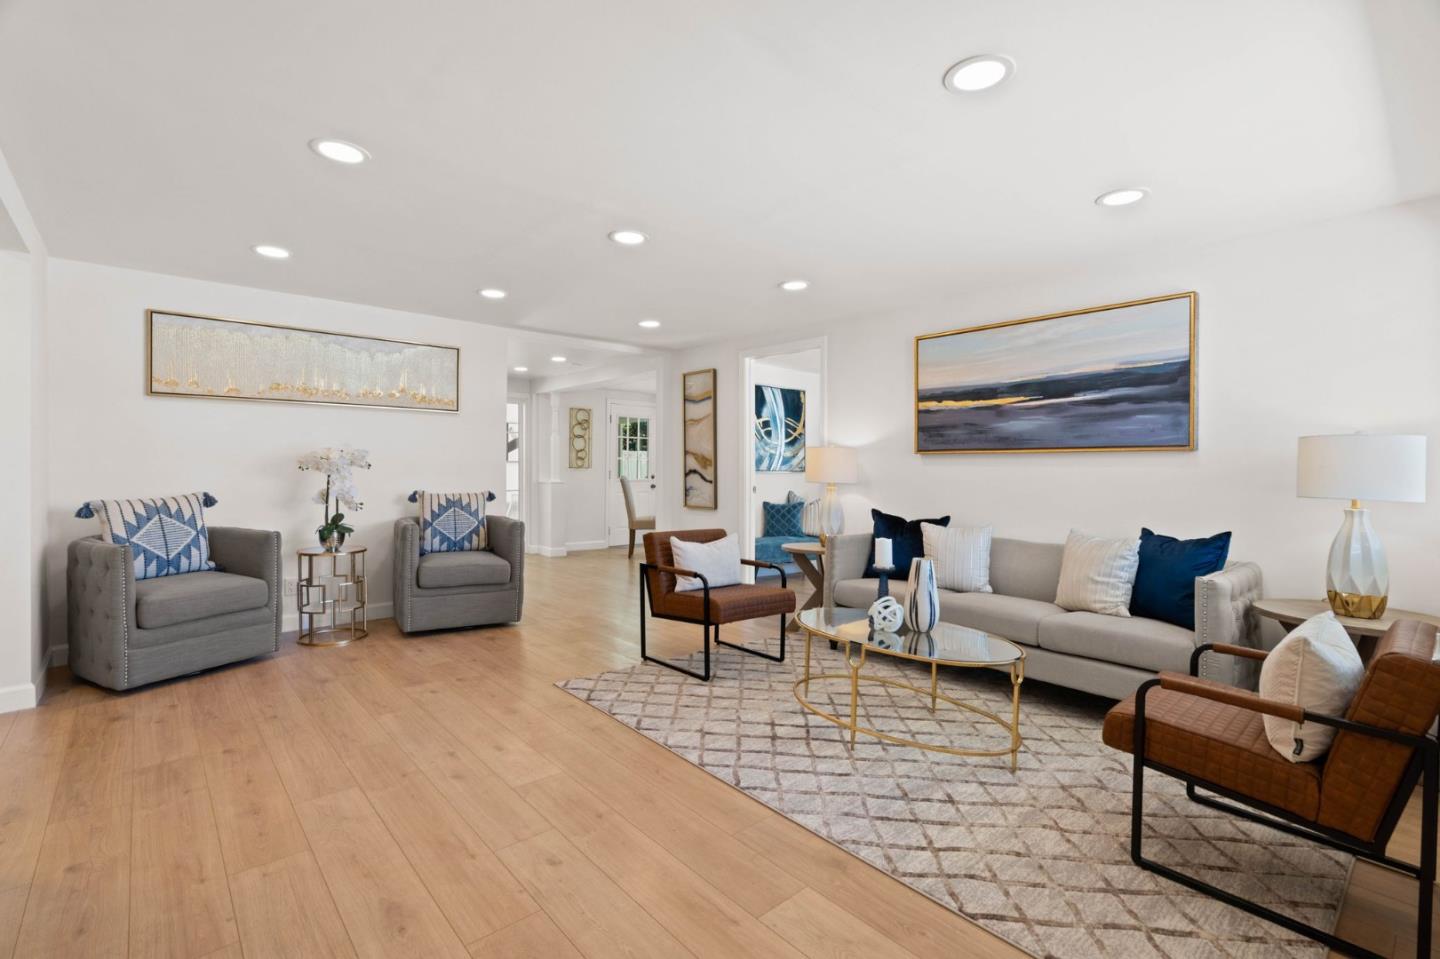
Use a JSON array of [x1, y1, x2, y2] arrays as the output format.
[[283, 578, 298, 597]]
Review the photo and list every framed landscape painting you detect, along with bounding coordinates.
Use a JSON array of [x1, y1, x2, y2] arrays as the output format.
[[915, 292, 1195, 453], [147, 310, 460, 411], [753, 384, 806, 472], [683, 368, 718, 509]]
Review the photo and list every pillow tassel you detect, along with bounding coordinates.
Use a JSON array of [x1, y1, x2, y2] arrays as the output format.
[[485, 490, 496, 502], [408, 490, 420, 503], [201, 492, 218, 507], [75, 502, 96, 519]]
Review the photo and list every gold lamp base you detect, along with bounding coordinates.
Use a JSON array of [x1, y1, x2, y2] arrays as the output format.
[[1326, 589, 1388, 620]]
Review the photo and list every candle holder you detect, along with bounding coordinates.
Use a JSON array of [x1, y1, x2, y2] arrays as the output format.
[[874, 565, 896, 600]]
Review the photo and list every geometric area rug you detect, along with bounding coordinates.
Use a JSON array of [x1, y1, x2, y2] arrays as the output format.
[[559, 639, 1352, 959]]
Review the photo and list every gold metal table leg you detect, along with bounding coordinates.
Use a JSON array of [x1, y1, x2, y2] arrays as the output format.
[[1009, 661, 1024, 771], [930, 661, 938, 712]]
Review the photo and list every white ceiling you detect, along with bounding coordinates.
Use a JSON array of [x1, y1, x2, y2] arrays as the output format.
[[1, 0, 1435, 348]]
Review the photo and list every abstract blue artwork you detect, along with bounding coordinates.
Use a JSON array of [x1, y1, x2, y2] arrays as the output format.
[[754, 385, 807, 472], [915, 293, 1195, 453]]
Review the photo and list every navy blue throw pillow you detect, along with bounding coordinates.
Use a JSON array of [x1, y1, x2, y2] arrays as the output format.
[[864, 509, 950, 578], [1129, 528, 1232, 629], [762, 501, 805, 538]]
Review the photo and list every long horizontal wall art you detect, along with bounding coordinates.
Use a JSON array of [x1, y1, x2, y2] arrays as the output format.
[[147, 310, 460, 412], [915, 292, 1196, 454]]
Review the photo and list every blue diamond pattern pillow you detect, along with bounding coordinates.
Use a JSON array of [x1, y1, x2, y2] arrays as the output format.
[[762, 500, 805, 538], [411, 490, 496, 554], [77, 492, 218, 580]]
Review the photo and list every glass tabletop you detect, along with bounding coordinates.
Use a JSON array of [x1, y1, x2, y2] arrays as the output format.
[[796, 607, 1023, 667]]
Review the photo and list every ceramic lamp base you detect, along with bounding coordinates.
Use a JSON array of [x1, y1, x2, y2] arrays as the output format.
[[1324, 506, 1389, 620]]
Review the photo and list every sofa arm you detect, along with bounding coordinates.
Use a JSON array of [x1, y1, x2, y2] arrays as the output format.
[[1193, 561, 1263, 686], [208, 526, 282, 649], [394, 517, 420, 631], [67, 536, 136, 689], [487, 516, 525, 590], [822, 533, 872, 608]]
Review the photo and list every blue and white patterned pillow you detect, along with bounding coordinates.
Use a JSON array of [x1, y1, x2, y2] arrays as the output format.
[[76, 492, 219, 580], [409, 490, 496, 554]]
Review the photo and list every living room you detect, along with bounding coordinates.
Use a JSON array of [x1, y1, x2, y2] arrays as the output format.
[[1, 2, 1438, 958]]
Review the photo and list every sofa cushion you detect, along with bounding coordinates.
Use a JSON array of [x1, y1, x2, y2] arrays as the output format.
[[936, 592, 1065, 647], [135, 570, 269, 629], [1039, 611, 1195, 674], [834, 578, 904, 609], [417, 550, 511, 588], [988, 538, 1064, 602]]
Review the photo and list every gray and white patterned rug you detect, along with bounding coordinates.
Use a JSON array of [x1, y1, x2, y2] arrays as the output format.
[[559, 639, 1351, 959]]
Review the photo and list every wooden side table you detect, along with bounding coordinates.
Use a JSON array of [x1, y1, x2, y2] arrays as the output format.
[[297, 545, 369, 647], [1253, 597, 1440, 659], [780, 541, 825, 633]]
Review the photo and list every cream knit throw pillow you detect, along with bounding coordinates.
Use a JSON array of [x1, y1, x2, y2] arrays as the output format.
[[1054, 529, 1141, 617], [1258, 612, 1364, 762]]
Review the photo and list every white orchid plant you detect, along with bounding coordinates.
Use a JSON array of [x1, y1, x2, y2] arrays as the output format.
[[297, 448, 371, 548]]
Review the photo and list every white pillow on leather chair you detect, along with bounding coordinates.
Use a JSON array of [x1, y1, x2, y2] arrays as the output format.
[[670, 535, 743, 592], [1258, 611, 1364, 762]]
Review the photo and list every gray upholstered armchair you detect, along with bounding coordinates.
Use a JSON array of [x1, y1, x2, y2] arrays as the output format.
[[67, 526, 281, 691], [392, 515, 524, 633]]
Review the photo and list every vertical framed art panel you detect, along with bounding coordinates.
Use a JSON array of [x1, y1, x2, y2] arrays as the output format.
[[683, 368, 718, 509], [147, 309, 460, 411], [569, 407, 592, 468], [914, 292, 1196, 453], [753, 384, 806, 472]]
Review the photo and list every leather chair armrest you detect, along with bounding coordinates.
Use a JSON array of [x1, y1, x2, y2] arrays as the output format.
[[1157, 672, 1304, 723]]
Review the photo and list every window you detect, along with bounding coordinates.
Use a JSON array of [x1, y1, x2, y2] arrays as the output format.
[[615, 414, 650, 481], [505, 401, 522, 519]]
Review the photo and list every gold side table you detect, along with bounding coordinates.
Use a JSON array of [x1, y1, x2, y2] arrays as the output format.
[[297, 545, 368, 647]]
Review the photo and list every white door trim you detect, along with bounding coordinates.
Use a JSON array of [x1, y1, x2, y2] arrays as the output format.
[[606, 399, 659, 547]]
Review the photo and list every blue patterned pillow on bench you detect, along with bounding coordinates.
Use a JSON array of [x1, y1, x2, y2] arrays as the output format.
[[762, 500, 806, 538], [410, 490, 496, 554], [75, 492, 219, 580]]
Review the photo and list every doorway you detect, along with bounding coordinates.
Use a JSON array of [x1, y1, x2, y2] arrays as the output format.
[[505, 397, 526, 521], [607, 401, 658, 547]]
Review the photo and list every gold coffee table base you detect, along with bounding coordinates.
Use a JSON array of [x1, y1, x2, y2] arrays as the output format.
[[793, 631, 1024, 770]]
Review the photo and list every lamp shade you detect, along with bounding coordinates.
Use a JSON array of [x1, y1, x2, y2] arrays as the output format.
[[805, 446, 858, 485], [1297, 434, 1426, 503]]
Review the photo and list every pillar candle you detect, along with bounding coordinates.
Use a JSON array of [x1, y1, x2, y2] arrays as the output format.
[[874, 537, 893, 569]]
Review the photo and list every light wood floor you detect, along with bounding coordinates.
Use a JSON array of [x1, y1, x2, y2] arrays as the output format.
[[0, 547, 1430, 958]]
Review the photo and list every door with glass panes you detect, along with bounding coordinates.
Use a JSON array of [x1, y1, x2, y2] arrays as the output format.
[[607, 403, 657, 547]]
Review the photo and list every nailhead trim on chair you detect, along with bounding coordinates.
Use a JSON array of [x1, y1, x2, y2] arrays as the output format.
[[120, 555, 131, 689], [271, 531, 281, 652]]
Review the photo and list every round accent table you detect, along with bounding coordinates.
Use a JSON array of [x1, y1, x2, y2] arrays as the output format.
[[779, 541, 826, 632], [296, 545, 369, 647], [1253, 597, 1440, 660]]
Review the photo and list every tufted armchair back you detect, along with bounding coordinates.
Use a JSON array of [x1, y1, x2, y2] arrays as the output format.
[[1318, 620, 1440, 841]]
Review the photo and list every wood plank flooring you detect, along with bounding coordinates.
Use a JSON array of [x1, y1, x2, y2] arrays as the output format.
[[5, 546, 1431, 958]]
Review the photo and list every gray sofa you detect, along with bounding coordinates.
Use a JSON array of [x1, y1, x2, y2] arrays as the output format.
[[393, 515, 524, 632], [67, 526, 281, 690], [823, 533, 1263, 699]]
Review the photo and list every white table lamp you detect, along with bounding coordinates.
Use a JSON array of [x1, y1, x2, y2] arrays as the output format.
[[805, 446, 857, 542], [1297, 433, 1426, 618]]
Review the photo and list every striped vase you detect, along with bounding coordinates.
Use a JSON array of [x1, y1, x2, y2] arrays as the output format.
[[904, 557, 939, 633]]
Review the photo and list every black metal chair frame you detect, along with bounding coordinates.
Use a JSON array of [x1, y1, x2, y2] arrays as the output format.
[[1130, 643, 1436, 959], [639, 559, 788, 682]]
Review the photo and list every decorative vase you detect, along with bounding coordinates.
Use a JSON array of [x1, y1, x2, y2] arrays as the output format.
[[868, 596, 904, 633], [320, 530, 346, 552], [904, 557, 939, 633]]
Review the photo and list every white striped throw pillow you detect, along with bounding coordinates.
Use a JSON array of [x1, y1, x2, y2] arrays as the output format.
[[1054, 529, 1141, 617], [921, 522, 993, 593]]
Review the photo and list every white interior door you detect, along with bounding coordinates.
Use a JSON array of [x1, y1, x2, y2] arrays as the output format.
[[607, 402, 657, 546]]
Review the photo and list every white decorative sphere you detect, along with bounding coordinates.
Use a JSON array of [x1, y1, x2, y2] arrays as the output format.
[[868, 596, 904, 633]]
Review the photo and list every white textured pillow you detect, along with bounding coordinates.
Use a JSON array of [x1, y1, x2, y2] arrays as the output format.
[[1054, 529, 1141, 617], [1258, 612, 1364, 762], [922, 522, 993, 593], [670, 535, 743, 592]]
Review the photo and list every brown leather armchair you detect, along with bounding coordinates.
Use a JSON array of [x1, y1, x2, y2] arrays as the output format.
[[1104, 620, 1440, 958], [639, 529, 796, 681]]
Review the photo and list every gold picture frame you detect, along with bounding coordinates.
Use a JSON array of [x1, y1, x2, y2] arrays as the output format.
[[683, 367, 718, 509], [914, 292, 1196, 454], [147, 309, 460, 412]]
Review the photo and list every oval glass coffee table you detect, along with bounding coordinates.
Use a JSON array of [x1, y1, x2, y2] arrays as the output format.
[[794, 607, 1025, 769]]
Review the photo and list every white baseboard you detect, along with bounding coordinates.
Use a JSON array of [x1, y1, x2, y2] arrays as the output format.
[[531, 545, 568, 558], [563, 540, 611, 553], [0, 681, 39, 714]]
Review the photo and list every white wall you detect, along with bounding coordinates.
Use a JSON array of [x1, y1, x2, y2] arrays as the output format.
[[664, 198, 1440, 614], [44, 259, 509, 650], [750, 360, 822, 532]]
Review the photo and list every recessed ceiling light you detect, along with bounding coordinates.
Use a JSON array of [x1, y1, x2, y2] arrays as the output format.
[[478, 288, 507, 300], [779, 279, 809, 292], [550, 355, 568, 363], [309, 138, 370, 164], [943, 55, 1014, 93], [608, 230, 647, 246], [513, 366, 528, 373], [1095, 188, 1149, 207], [637, 319, 661, 329], [252, 244, 291, 259]]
